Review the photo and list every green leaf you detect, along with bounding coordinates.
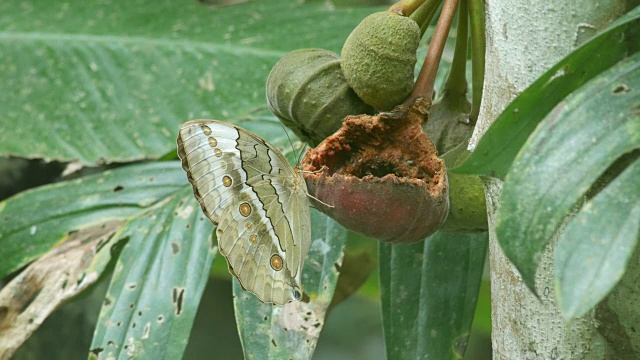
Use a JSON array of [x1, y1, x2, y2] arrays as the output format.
[[379, 231, 488, 359], [555, 159, 640, 320], [0, 161, 218, 359], [0, 162, 187, 279], [232, 210, 348, 360], [453, 6, 640, 178], [496, 52, 640, 291], [0, 0, 378, 165], [89, 186, 215, 359]]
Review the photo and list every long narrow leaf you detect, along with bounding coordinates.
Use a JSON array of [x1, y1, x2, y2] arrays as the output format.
[[454, 6, 640, 178], [0, 161, 219, 359], [233, 210, 348, 359], [555, 160, 640, 319], [496, 52, 640, 291], [0, 162, 186, 279], [379, 232, 488, 359], [0, 0, 377, 165], [89, 187, 215, 359]]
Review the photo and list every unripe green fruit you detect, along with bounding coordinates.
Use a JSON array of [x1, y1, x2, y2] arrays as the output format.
[[266, 48, 374, 146], [440, 142, 488, 233], [421, 88, 487, 233], [341, 11, 420, 111]]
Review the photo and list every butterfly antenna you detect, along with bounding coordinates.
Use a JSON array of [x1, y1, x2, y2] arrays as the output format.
[[296, 138, 310, 167], [295, 112, 337, 166], [279, 122, 299, 164]]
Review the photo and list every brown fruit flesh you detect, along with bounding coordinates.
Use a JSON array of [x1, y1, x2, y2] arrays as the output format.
[[302, 99, 449, 243]]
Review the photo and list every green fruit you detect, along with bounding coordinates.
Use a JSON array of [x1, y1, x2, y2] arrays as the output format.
[[341, 11, 420, 111], [440, 142, 488, 233], [266, 48, 374, 146], [420, 84, 486, 233]]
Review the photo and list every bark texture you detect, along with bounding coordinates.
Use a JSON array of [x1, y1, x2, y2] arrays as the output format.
[[468, 0, 638, 359]]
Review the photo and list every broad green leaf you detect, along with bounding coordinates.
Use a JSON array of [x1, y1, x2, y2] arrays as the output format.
[[0, 0, 377, 165], [89, 186, 215, 359], [0, 221, 122, 359], [555, 159, 640, 320], [453, 6, 640, 178], [0, 161, 218, 359], [233, 210, 348, 360], [496, 52, 640, 291], [379, 231, 488, 359], [0, 162, 187, 278]]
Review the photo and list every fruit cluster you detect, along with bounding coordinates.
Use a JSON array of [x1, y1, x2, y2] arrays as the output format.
[[266, 2, 487, 241], [266, 10, 419, 146]]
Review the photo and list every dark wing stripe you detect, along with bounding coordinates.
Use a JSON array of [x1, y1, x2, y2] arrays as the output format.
[[236, 131, 296, 256]]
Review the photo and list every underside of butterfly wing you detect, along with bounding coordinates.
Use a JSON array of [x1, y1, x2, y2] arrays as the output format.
[[177, 120, 311, 304]]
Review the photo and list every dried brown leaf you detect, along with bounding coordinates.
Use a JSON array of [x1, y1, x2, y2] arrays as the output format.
[[0, 220, 124, 359]]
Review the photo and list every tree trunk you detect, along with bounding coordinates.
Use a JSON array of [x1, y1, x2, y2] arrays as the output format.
[[469, 1, 639, 359]]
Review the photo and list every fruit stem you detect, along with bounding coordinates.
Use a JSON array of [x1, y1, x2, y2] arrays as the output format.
[[468, 0, 486, 123], [443, 0, 469, 96], [409, 0, 444, 38], [408, 0, 459, 106], [389, 0, 427, 16]]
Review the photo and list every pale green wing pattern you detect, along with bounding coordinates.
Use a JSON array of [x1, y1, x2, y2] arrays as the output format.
[[177, 120, 311, 304]]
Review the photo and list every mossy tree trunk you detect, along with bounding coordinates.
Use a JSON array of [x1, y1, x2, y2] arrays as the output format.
[[469, 0, 640, 358]]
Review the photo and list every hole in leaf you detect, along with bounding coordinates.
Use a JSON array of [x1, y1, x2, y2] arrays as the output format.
[[143, 322, 151, 339], [19, 287, 42, 313], [171, 242, 180, 254], [612, 84, 630, 94], [172, 287, 185, 316], [0, 306, 8, 324], [89, 347, 104, 357]]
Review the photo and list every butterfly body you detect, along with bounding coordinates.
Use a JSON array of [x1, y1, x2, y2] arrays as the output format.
[[177, 120, 311, 304]]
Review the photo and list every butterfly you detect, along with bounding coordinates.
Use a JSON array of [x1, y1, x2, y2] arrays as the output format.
[[177, 120, 311, 304]]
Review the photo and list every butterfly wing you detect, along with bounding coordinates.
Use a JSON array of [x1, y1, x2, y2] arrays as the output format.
[[177, 120, 311, 304]]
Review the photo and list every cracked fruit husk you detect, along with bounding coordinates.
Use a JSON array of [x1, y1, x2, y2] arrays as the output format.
[[302, 99, 449, 243]]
